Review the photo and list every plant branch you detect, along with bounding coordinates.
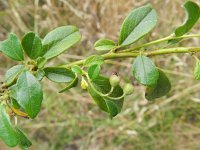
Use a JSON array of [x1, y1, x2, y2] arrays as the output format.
[[120, 34, 200, 53], [60, 47, 200, 68]]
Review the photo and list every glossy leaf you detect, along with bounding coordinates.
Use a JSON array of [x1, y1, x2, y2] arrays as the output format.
[[0, 105, 18, 147], [132, 55, 159, 85], [118, 4, 157, 46], [4, 65, 24, 86], [88, 64, 100, 80], [145, 69, 171, 100], [59, 76, 78, 93], [88, 76, 124, 118], [84, 55, 104, 67], [15, 127, 32, 149], [71, 65, 83, 75], [15, 71, 43, 118], [175, 1, 200, 37], [44, 67, 75, 83], [94, 39, 116, 51], [194, 60, 200, 80], [21, 32, 43, 59], [42, 26, 81, 59], [0, 33, 24, 61]]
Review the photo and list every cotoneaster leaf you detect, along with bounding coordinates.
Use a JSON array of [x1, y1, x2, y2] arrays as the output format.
[[0, 33, 24, 61], [94, 39, 116, 51], [145, 69, 171, 100], [174, 1, 200, 37], [4, 65, 24, 86], [0, 105, 19, 147], [21, 32, 43, 59], [132, 55, 159, 85], [118, 4, 157, 46], [15, 71, 43, 118], [42, 26, 81, 59], [44, 67, 75, 83], [88, 76, 124, 118]]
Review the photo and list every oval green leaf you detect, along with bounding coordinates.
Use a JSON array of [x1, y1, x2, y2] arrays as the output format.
[[4, 65, 24, 86], [88, 64, 100, 80], [145, 69, 171, 101], [94, 39, 116, 51], [15, 127, 32, 149], [0, 33, 24, 61], [132, 55, 159, 85], [88, 76, 124, 118], [118, 4, 157, 46], [42, 26, 81, 59], [44, 67, 75, 83], [175, 1, 200, 37], [15, 71, 43, 118], [21, 32, 43, 59], [71, 65, 83, 75], [0, 105, 19, 147]]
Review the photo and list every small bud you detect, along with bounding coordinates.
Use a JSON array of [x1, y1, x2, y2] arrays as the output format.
[[123, 83, 134, 95], [81, 78, 88, 90], [109, 74, 120, 87]]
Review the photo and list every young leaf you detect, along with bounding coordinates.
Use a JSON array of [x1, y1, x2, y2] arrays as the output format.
[[4, 65, 24, 86], [145, 69, 171, 100], [132, 55, 159, 85], [15, 71, 43, 118], [44, 67, 75, 83], [84, 55, 104, 67], [21, 32, 43, 59], [37, 57, 47, 69], [194, 60, 200, 80], [88, 64, 100, 80], [88, 76, 124, 118], [71, 65, 83, 75], [15, 127, 32, 149], [0, 105, 19, 147], [94, 39, 116, 51], [0, 33, 24, 61], [42, 26, 81, 59], [174, 1, 200, 37], [118, 4, 157, 46], [59, 76, 78, 93]]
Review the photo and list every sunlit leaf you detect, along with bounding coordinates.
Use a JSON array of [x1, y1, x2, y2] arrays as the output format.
[[94, 39, 116, 51]]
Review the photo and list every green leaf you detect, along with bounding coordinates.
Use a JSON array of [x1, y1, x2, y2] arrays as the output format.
[[15, 71, 43, 118], [59, 76, 78, 93], [132, 55, 159, 85], [4, 65, 24, 86], [84, 55, 104, 67], [11, 98, 21, 109], [194, 60, 200, 80], [174, 1, 200, 37], [15, 127, 32, 149], [35, 69, 45, 81], [88, 64, 100, 80], [88, 76, 124, 118], [118, 4, 157, 46], [0, 33, 24, 61], [21, 32, 43, 59], [94, 39, 116, 51], [42, 26, 81, 59], [71, 65, 83, 75], [44, 67, 75, 83], [145, 69, 171, 100], [0, 105, 19, 147], [37, 57, 47, 69]]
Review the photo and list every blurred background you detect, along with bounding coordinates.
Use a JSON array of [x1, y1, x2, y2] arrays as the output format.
[[0, 0, 200, 150]]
